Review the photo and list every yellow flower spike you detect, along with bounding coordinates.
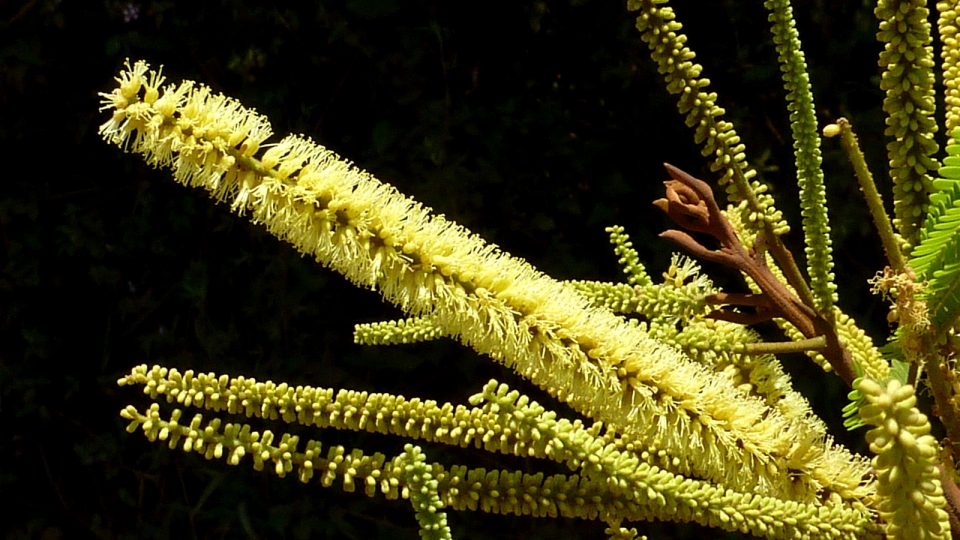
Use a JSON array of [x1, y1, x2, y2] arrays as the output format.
[[104, 60, 875, 514]]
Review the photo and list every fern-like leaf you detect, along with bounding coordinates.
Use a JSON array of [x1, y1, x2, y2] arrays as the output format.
[[909, 128, 960, 330]]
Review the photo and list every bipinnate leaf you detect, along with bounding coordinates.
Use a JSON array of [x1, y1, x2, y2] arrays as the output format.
[[910, 128, 960, 330]]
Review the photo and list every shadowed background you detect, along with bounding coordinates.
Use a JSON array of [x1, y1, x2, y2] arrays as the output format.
[[1, 1, 893, 538]]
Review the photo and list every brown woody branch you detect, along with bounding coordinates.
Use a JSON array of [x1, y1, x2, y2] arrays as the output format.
[[654, 163, 857, 386], [655, 163, 960, 540]]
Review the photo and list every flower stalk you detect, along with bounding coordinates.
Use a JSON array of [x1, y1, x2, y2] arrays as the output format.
[[825, 119, 907, 273]]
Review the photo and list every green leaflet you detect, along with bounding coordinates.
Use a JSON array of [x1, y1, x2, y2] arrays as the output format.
[[939, 166, 960, 179], [910, 128, 960, 330]]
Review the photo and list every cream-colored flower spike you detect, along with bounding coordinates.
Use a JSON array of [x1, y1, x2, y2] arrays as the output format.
[[100, 60, 873, 504]]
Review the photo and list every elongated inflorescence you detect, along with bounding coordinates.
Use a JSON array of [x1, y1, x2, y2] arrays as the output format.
[[764, 0, 836, 314], [875, 0, 939, 249], [118, 364, 880, 539], [858, 378, 951, 539], [939, 2, 960, 143], [101, 60, 874, 509], [627, 0, 788, 238]]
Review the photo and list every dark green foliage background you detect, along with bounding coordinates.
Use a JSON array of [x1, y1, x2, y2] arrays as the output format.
[[0, 0, 898, 538]]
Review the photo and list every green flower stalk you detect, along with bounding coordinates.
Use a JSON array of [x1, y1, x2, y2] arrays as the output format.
[[765, 0, 836, 314], [939, 1, 960, 143], [119, 364, 880, 538], [397, 444, 453, 540], [571, 253, 714, 323], [626, 0, 787, 238], [101, 60, 873, 509], [354, 316, 446, 346], [876, 0, 940, 250], [858, 378, 951, 539], [824, 119, 907, 274], [605, 225, 652, 287], [118, 399, 639, 523], [606, 524, 644, 540], [471, 380, 878, 538]]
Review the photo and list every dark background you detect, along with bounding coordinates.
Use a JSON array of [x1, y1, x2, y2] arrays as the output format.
[[0, 0, 899, 538]]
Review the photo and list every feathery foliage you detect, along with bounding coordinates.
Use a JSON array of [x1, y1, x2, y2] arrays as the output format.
[[911, 128, 960, 331]]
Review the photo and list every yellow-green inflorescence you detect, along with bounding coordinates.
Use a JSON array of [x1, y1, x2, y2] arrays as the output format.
[[571, 250, 805, 411], [572, 242, 864, 491], [397, 444, 453, 540], [472, 380, 879, 539], [764, 0, 836, 314], [858, 378, 951, 540], [570, 253, 713, 324], [875, 0, 940, 250], [605, 225, 652, 287], [118, 370, 668, 528], [100, 60, 877, 513], [354, 315, 446, 346], [119, 365, 880, 538], [939, 1, 960, 145], [627, 0, 789, 238]]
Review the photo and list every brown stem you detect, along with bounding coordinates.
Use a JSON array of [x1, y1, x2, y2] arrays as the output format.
[[765, 234, 820, 315], [924, 347, 960, 462], [655, 163, 857, 386], [659, 230, 741, 268], [705, 292, 769, 307], [938, 464, 960, 540], [707, 309, 776, 326], [721, 162, 818, 310]]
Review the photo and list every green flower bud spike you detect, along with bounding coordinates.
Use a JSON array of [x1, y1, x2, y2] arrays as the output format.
[[939, 1, 960, 144], [875, 0, 940, 251], [765, 0, 836, 314], [859, 378, 951, 539]]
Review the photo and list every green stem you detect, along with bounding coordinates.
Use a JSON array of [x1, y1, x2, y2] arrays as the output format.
[[828, 118, 907, 273], [743, 335, 827, 355]]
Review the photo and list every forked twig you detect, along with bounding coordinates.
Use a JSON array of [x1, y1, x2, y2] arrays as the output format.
[[654, 163, 857, 386]]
